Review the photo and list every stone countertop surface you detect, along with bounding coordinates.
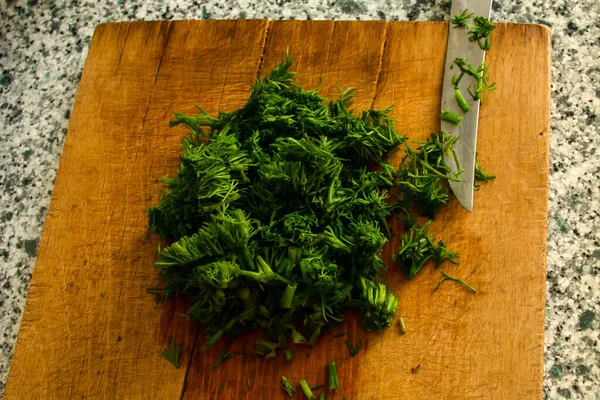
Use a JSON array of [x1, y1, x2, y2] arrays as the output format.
[[0, 0, 598, 398]]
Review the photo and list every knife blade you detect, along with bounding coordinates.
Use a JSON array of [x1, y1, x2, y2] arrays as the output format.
[[441, 0, 493, 211]]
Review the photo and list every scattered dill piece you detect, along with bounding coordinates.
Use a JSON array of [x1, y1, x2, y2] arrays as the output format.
[[328, 361, 340, 391], [247, 378, 252, 388], [161, 337, 182, 369], [441, 109, 463, 125], [477, 63, 496, 93], [319, 391, 326, 400], [467, 63, 496, 102], [453, 58, 481, 80], [452, 71, 465, 87], [334, 332, 346, 338], [254, 338, 279, 358], [311, 384, 325, 391], [358, 277, 398, 331], [344, 339, 362, 357], [284, 349, 293, 363], [395, 132, 461, 219], [475, 154, 496, 186], [397, 221, 435, 279], [398, 317, 407, 335], [454, 89, 471, 112], [467, 16, 496, 50], [433, 240, 460, 267], [452, 59, 496, 103], [213, 351, 241, 369], [450, 9, 474, 28], [450, 11, 495, 50], [281, 376, 296, 397], [397, 221, 459, 279], [299, 379, 316, 400], [434, 271, 477, 293]]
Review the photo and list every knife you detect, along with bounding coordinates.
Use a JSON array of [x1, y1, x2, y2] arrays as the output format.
[[441, 0, 493, 211]]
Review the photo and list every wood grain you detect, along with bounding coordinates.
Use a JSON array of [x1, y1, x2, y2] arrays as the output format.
[[5, 20, 551, 399]]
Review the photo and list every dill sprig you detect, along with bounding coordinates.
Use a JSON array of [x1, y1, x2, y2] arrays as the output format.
[[474, 153, 496, 189], [452, 58, 496, 102], [450, 10, 496, 50], [468, 16, 496, 51], [450, 9, 474, 28], [394, 221, 459, 280], [434, 271, 477, 293], [281, 376, 296, 397]]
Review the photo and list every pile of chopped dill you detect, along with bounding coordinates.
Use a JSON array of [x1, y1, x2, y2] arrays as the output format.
[[147, 50, 492, 354]]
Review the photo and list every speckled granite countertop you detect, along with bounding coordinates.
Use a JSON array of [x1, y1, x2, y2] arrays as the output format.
[[1, 0, 598, 398]]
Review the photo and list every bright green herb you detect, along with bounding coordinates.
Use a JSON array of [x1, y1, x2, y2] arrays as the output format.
[[395, 220, 459, 280], [300, 379, 316, 400], [319, 391, 326, 400], [451, 11, 496, 50], [454, 89, 471, 112], [441, 109, 463, 125], [467, 63, 496, 101], [433, 240, 460, 268], [468, 16, 496, 50], [452, 58, 481, 80], [358, 277, 398, 331], [395, 221, 435, 279], [450, 9, 474, 28], [328, 361, 340, 391], [344, 339, 362, 357], [395, 132, 462, 219], [452, 71, 465, 87], [434, 271, 477, 293], [281, 376, 296, 397], [452, 59, 496, 102], [474, 153, 496, 187], [284, 348, 293, 363], [161, 337, 182, 369], [213, 351, 241, 369]]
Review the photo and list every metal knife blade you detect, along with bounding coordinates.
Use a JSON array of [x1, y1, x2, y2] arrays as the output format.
[[441, 0, 493, 211]]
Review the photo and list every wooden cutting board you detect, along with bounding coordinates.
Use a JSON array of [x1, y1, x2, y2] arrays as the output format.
[[5, 20, 551, 399]]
